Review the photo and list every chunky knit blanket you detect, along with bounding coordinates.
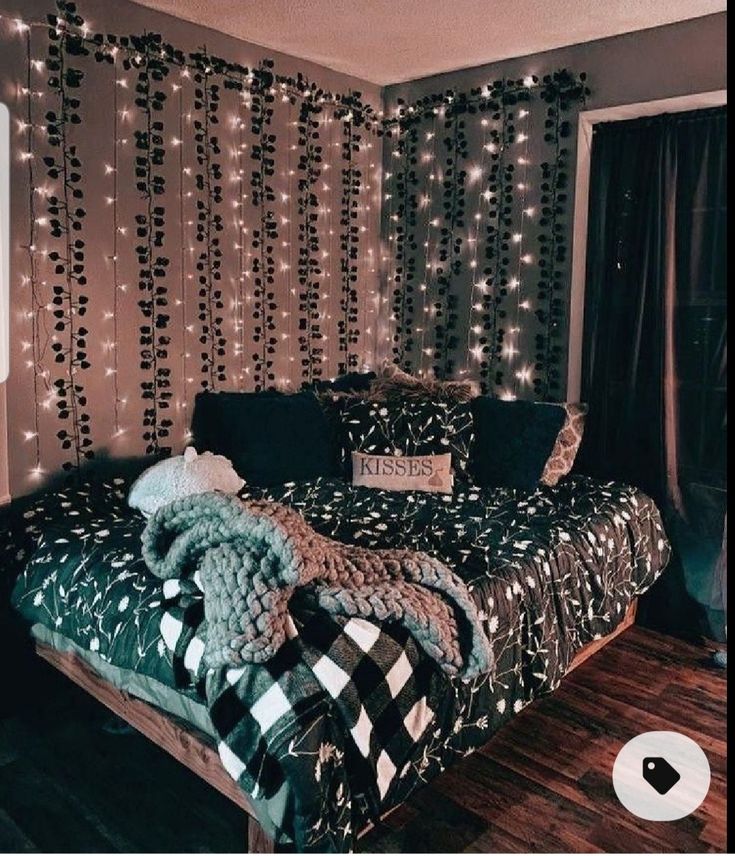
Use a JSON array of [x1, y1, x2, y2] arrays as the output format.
[[141, 491, 493, 679]]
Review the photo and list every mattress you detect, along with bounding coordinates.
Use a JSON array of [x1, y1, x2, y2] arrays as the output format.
[[7, 471, 671, 851], [30, 622, 216, 738]]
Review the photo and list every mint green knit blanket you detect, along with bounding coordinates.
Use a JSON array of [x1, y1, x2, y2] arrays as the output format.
[[141, 492, 493, 679]]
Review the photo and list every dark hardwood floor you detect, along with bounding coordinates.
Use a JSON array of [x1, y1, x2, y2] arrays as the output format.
[[0, 627, 727, 853]]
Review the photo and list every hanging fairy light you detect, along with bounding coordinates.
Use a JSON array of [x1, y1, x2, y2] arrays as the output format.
[[382, 70, 588, 397], [133, 36, 173, 456], [510, 104, 534, 397], [361, 134, 382, 371], [21, 27, 43, 475], [108, 59, 124, 436], [463, 112, 494, 376], [413, 114, 441, 378], [7, 4, 587, 487], [232, 104, 248, 388], [175, 74, 194, 431]]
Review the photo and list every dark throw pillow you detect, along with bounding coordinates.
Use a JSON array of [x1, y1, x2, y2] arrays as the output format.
[[329, 371, 377, 393], [191, 391, 339, 486], [340, 397, 474, 481], [308, 371, 377, 395], [470, 398, 567, 490]]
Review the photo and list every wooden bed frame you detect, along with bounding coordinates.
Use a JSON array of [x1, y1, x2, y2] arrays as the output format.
[[36, 600, 637, 853]]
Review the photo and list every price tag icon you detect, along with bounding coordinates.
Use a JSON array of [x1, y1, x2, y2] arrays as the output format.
[[642, 756, 681, 795], [613, 731, 710, 820]]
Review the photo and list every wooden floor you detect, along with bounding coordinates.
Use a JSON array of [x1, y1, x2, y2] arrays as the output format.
[[0, 627, 726, 853]]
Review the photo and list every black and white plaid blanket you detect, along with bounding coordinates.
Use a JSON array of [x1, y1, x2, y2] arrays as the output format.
[[161, 585, 442, 850]]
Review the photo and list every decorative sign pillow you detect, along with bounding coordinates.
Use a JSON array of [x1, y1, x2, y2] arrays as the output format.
[[352, 452, 453, 494], [340, 397, 474, 481], [128, 446, 244, 517]]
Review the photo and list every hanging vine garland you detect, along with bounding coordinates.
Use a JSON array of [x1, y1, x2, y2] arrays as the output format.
[[175, 77, 190, 419], [509, 106, 534, 399], [44, 3, 94, 472], [336, 105, 362, 374], [296, 90, 324, 383], [319, 108, 334, 380], [360, 136, 381, 371], [414, 116, 440, 377], [462, 105, 490, 376], [235, 100, 247, 387], [249, 60, 278, 391], [22, 27, 44, 472], [388, 117, 419, 370], [7, 1, 390, 486], [109, 57, 122, 435], [433, 94, 468, 379], [192, 53, 226, 391], [381, 131, 399, 361], [479, 78, 526, 394], [285, 99, 295, 377], [535, 70, 589, 400], [119, 33, 173, 455], [387, 123, 407, 366], [384, 72, 588, 396]]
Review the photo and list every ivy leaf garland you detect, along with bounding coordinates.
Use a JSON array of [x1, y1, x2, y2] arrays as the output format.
[[17, 3, 594, 483], [44, 1, 93, 472], [296, 88, 324, 384], [389, 120, 419, 370], [19, 3, 388, 483], [128, 33, 173, 455], [336, 102, 362, 373], [479, 78, 528, 394], [249, 60, 278, 390], [23, 26, 44, 470], [535, 70, 589, 400], [434, 94, 468, 379], [192, 53, 226, 391], [384, 72, 588, 397]]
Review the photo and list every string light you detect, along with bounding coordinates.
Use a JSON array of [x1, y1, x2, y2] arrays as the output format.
[[381, 71, 589, 393], [109, 61, 123, 436], [21, 25, 44, 476], [6, 6, 582, 482]]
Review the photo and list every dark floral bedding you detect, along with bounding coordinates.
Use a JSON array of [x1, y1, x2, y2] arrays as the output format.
[[5, 472, 671, 851]]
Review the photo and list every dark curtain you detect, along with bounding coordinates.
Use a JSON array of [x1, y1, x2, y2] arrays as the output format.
[[578, 106, 727, 641]]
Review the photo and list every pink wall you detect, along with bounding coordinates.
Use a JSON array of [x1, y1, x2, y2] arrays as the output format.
[[0, 0, 385, 495]]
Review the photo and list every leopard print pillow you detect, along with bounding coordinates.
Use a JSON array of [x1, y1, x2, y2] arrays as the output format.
[[368, 362, 480, 404], [540, 403, 588, 486]]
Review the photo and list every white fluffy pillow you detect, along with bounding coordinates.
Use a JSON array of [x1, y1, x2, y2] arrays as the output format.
[[128, 447, 245, 517]]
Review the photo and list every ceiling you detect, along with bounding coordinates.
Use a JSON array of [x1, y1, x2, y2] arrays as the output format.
[[129, 0, 726, 86]]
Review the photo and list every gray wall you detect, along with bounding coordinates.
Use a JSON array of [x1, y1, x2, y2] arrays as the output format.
[[381, 13, 727, 394], [385, 13, 726, 111]]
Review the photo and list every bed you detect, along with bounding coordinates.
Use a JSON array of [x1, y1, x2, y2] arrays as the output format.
[[7, 470, 670, 852]]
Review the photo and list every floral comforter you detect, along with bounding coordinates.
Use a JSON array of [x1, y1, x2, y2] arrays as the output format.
[[6, 472, 670, 851]]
